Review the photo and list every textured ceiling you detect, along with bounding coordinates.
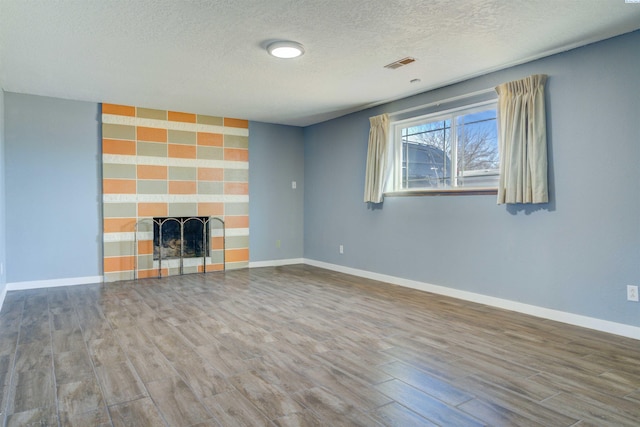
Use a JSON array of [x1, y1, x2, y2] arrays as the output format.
[[1, 0, 639, 126]]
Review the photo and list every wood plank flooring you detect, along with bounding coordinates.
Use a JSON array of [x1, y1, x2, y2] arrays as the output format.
[[0, 265, 639, 426]]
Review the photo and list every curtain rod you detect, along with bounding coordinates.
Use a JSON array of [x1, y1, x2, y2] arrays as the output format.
[[387, 87, 496, 118]]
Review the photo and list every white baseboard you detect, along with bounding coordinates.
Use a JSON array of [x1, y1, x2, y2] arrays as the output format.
[[303, 258, 640, 341], [0, 285, 7, 313], [4, 261, 638, 341], [249, 258, 305, 268], [7, 275, 104, 291]]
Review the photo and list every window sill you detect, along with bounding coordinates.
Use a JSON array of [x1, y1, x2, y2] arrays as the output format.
[[384, 188, 498, 197]]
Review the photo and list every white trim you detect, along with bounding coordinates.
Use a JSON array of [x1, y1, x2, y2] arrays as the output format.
[[303, 259, 640, 341], [388, 88, 496, 118], [7, 276, 104, 291], [0, 285, 7, 313], [249, 258, 305, 268], [103, 194, 250, 204]]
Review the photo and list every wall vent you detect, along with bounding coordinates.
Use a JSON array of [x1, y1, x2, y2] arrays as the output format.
[[384, 57, 416, 69]]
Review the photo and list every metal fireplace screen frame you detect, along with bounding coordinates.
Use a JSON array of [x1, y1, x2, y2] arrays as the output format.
[[134, 216, 225, 279]]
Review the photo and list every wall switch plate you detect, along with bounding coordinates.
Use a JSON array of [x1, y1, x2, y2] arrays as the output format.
[[292, 181, 297, 189], [627, 285, 639, 302]]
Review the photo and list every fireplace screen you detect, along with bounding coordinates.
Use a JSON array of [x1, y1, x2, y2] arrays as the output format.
[[153, 217, 210, 260]]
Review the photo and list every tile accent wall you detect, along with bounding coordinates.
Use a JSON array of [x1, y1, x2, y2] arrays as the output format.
[[102, 104, 249, 282]]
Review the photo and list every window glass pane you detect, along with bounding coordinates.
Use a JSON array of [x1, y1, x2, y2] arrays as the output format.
[[455, 109, 498, 188], [401, 119, 451, 189]]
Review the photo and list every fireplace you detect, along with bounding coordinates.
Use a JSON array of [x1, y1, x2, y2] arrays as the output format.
[[153, 217, 210, 260]]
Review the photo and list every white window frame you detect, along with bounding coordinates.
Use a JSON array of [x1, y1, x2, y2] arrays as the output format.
[[387, 99, 499, 195]]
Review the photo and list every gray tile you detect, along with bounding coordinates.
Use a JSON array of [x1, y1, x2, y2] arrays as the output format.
[[53, 350, 94, 384], [103, 241, 136, 257], [226, 236, 250, 249], [138, 141, 168, 157], [146, 376, 211, 427], [224, 202, 249, 216], [60, 407, 112, 427], [169, 130, 197, 145], [198, 181, 223, 195], [10, 369, 55, 414], [109, 397, 168, 427], [223, 135, 248, 149], [197, 115, 223, 126], [103, 163, 137, 179], [103, 202, 137, 218], [168, 203, 197, 217], [197, 146, 223, 160], [104, 123, 136, 140], [6, 407, 58, 427], [57, 378, 106, 417], [138, 180, 168, 195], [224, 169, 248, 182], [137, 107, 167, 120], [169, 166, 197, 180], [95, 361, 147, 405]]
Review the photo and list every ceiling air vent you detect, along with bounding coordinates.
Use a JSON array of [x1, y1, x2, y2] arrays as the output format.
[[384, 57, 416, 70]]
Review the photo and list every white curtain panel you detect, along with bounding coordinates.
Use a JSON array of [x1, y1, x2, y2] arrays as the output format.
[[363, 113, 390, 203], [496, 75, 549, 204]]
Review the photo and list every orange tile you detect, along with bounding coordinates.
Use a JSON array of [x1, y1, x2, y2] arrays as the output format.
[[168, 111, 197, 123], [198, 264, 224, 272], [223, 118, 249, 128], [104, 256, 135, 272], [224, 148, 249, 162], [210, 237, 224, 250], [225, 215, 249, 228], [198, 203, 224, 216], [197, 167, 223, 181], [138, 202, 168, 217], [224, 182, 249, 195], [197, 132, 223, 147], [169, 181, 197, 194], [102, 103, 135, 116], [137, 127, 167, 142], [103, 139, 136, 155], [104, 218, 136, 233], [138, 240, 154, 255], [103, 179, 136, 194], [137, 165, 167, 180], [138, 268, 168, 279], [168, 144, 197, 159], [226, 248, 249, 263]]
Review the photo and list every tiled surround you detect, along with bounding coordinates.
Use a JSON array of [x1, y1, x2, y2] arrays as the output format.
[[102, 104, 249, 282]]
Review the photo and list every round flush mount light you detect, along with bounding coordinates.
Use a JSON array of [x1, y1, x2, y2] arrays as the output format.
[[267, 41, 305, 59]]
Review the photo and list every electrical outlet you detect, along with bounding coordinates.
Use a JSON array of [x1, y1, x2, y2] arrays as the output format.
[[627, 285, 639, 302], [0, 262, 3, 276], [339, 245, 344, 254], [292, 181, 297, 189], [276, 239, 281, 249]]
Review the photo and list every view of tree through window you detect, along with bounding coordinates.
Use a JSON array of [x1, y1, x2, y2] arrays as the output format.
[[399, 105, 498, 189]]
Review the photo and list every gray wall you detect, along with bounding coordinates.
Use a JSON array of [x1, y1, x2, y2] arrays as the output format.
[[249, 122, 304, 262], [5, 93, 102, 283], [304, 30, 640, 327], [0, 90, 6, 294]]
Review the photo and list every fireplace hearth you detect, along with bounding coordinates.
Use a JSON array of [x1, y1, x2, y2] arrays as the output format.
[[133, 216, 226, 280]]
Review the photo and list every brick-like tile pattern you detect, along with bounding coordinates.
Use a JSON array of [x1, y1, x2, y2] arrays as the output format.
[[102, 104, 249, 281]]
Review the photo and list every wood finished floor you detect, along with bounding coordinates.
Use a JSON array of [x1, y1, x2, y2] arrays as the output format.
[[0, 265, 639, 426]]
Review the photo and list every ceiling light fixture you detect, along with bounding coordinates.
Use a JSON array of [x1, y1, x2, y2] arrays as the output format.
[[267, 41, 305, 59]]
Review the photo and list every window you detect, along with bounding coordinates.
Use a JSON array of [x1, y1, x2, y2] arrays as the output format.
[[389, 101, 499, 193]]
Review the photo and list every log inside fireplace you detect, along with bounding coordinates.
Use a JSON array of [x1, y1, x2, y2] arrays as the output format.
[[153, 217, 210, 260]]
